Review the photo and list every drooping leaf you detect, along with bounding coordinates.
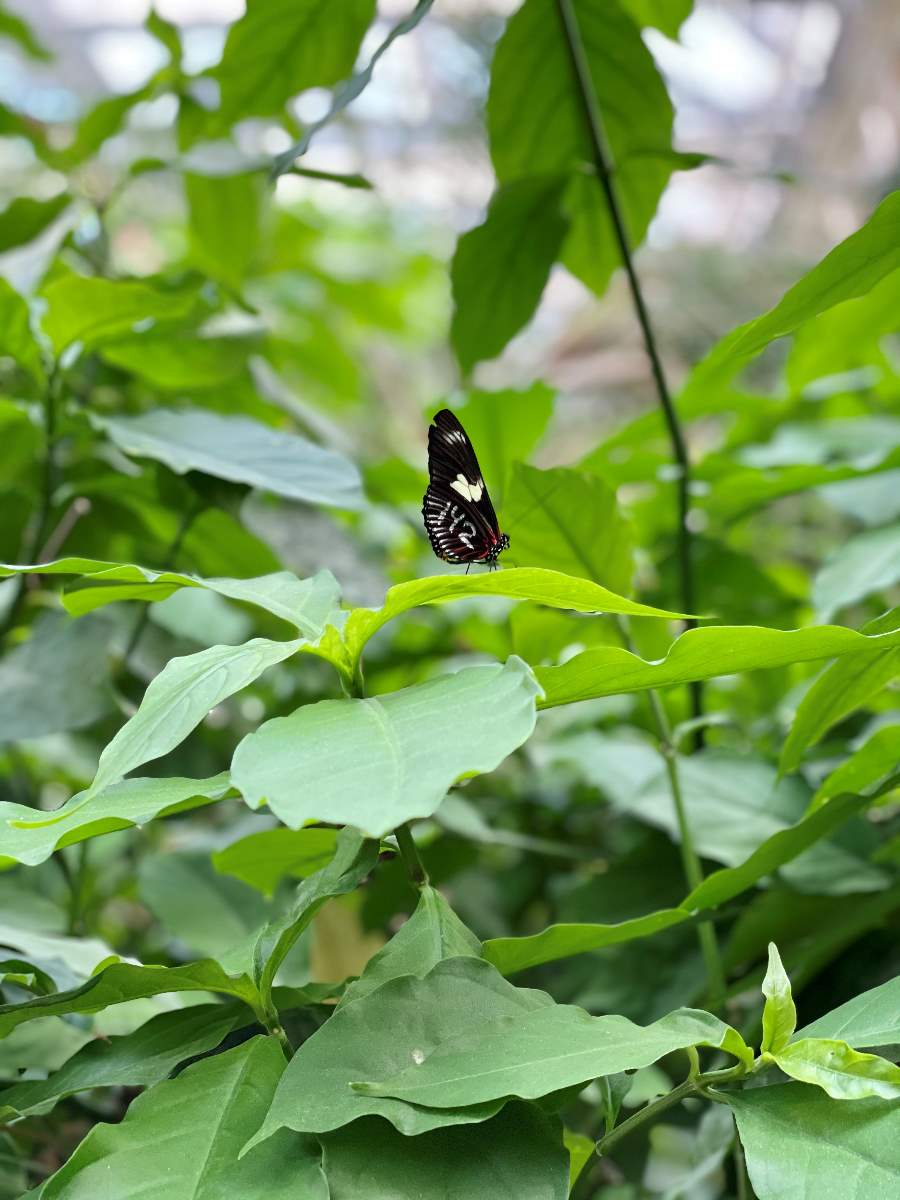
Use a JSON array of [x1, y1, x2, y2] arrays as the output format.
[[772, 1038, 900, 1101], [813, 523, 900, 621], [355, 1005, 751, 1109], [760, 942, 796, 1055], [233, 657, 541, 838], [39, 1038, 328, 1200], [729, 1082, 900, 1199], [213, 827, 339, 897], [93, 408, 364, 511], [0, 192, 70, 253], [797, 975, 900, 1048], [41, 275, 198, 352], [537, 620, 900, 707], [450, 175, 569, 373]]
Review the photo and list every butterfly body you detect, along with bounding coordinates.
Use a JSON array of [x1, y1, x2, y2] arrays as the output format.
[[422, 409, 510, 569]]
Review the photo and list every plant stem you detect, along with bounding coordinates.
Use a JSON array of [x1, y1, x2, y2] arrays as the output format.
[[395, 822, 429, 887], [554, 0, 703, 742], [734, 1134, 753, 1200]]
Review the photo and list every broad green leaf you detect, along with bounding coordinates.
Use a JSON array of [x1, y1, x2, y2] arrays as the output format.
[[0, 192, 69, 253], [40, 1037, 328, 1200], [813, 523, 900, 620], [337, 884, 482, 1009], [185, 171, 262, 292], [0, 614, 113, 743], [618, 0, 692, 35], [321, 1103, 568, 1200], [344, 567, 688, 665], [730, 1082, 900, 1199], [244, 956, 553, 1145], [780, 610, 900, 773], [504, 463, 634, 592], [811, 725, 900, 810], [447, 384, 554, 508], [484, 908, 690, 976], [488, 0, 674, 298], [232, 657, 542, 837], [213, 827, 339, 897], [537, 621, 900, 708], [761, 943, 796, 1054], [0, 774, 232, 867], [450, 175, 569, 372], [683, 190, 900, 400], [772, 1038, 900, 1101], [565, 1127, 595, 1192], [90, 637, 304, 796], [101, 333, 253, 390], [0, 277, 44, 383], [151, 587, 253, 646], [213, 0, 376, 126], [41, 275, 198, 352], [0, 958, 261, 1040], [0, 1002, 243, 1117], [355, 1005, 751, 1108], [797, 975, 900, 1048], [93, 408, 364, 511]]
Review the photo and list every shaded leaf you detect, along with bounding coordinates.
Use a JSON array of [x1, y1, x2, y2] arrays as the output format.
[[813, 523, 900, 621], [213, 827, 339, 897], [797, 975, 900, 1048], [447, 384, 554, 508], [811, 725, 900, 809]]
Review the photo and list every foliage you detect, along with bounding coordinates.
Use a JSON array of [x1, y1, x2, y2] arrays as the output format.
[[0, 1, 897, 1198]]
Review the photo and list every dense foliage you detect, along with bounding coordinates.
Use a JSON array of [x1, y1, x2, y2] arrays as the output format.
[[0, 1, 898, 1197]]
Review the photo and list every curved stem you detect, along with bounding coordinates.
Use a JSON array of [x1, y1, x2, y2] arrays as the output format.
[[554, 0, 703, 743], [395, 823, 429, 887]]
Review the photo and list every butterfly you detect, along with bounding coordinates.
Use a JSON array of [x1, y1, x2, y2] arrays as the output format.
[[422, 408, 510, 570]]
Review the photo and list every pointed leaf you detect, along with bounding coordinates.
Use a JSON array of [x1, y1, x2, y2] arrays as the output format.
[[761, 942, 796, 1054], [811, 725, 900, 810], [41, 275, 198, 352], [797, 975, 900, 1048], [212, 827, 339, 897]]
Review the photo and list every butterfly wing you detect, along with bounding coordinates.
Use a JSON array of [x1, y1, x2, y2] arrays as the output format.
[[422, 409, 504, 563]]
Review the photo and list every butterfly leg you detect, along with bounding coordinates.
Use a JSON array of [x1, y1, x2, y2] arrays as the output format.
[[465, 563, 471, 576]]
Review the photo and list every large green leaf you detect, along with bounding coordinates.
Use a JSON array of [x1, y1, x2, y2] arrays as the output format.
[[232, 657, 541, 837], [244, 957, 553, 1145], [356, 1006, 751, 1109], [41, 275, 198, 353], [450, 175, 569, 372], [93, 408, 364, 510], [797, 976, 900, 1048], [0, 1003, 244, 1118], [811, 725, 900, 809], [185, 171, 262, 293], [0, 192, 69, 253], [100, 332, 253, 390], [683, 190, 900, 400], [813, 523, 900, 620], [0, 278, 44, 383], [536, 621, 900, 707], [0, 774, 232, 867], [39, 1037, 328, 1200], [771, 1039, 900, 1101], [213, 0, 375, 126], [729, 1082, 900, 1199], [488, 0, 674, 297], [320, 1104, 568, 1199], [212, 827, 339, 897], [503, 463, 634, 591]]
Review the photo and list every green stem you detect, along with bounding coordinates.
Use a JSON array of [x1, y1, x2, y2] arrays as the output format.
[[554, 0, 703, 744], [65, 842, 89, 935], [734, 1133, 753, 1199], [395, 823, 429, 887]]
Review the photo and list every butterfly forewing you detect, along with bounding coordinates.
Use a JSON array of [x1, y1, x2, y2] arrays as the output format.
[[422, 409, 508, 565]]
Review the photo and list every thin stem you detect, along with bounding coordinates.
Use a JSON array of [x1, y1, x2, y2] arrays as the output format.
[[65, 842, 89, 935], [734, 1134, 753, 1200], [554, 0, 703, 742], [395, 823, 429, 887]]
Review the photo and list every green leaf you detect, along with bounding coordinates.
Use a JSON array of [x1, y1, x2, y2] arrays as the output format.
[[0, 3, 51, 60], [232, 657, 541, 838], [344, 567, 688, 666], [813, 523, 900, 620], [488, 0, 674, 298], [504, 463, 634, 592], [565, 1127, 595, 1193], [0, 277, 45, 384], [451, 175, 569, 372], [0, 958, 260, 1040], [772, 1038, 900, 1101], [761, 942, 796, 1054], [0, 614, 113, 744], [213, 827, 339, 897], [618, 0, 692, 36], [320, 1103, 569, 1199], [0, 1002, 243, 1118], [0, 774, 232, 867], [447, 384, 554, 509], [100, 333, 253, 390], [337, 885, 482, 1009], [145, 6, 180, 65], [213, 0, 376, 127], [0, 192, 70, 253], [40, 1038, 328, 1200], [797, 975, 900, 1048], [355, 1005, 751, 1108], [730, 1082, 900, 1198], [41, 275, 198, 353], [185, 171, 262, 293], [243, 956, 553, 1145], [683, 190, 900, 401], [92, 408, 364, 510], [811, 725, 900, 810], [537, 620, 900, 708]]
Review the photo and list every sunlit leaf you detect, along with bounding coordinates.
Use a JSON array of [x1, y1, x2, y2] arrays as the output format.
[[811, 725, 900, 810], [0, 192, 69, 253], [41, 275, 198, 352], [797, 975, 900, 1048], [0, 277, 45, 383], [772, 1038, 900, 1101], [761, 942, 796, 1055]]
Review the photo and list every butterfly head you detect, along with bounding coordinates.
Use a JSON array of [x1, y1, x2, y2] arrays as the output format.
[[490, 532, 510, 561]]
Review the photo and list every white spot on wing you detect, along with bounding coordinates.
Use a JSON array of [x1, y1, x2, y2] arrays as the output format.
[[450, 474, 484, 502]]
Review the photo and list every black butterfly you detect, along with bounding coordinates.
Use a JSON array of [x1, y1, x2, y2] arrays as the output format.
[[422, 408, 510, 570]]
